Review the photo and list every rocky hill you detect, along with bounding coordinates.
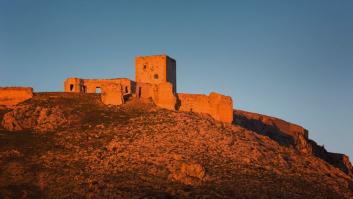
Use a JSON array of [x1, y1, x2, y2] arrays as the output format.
[[0, 93, 352, 198]]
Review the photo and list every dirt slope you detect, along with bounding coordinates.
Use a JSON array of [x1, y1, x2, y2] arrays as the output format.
[[0, 93, 352, 198]]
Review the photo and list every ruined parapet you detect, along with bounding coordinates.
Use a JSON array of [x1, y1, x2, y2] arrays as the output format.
[[177, 92, 233, 123], [0, 87, 33, 108], [101, 84, 124, 105]]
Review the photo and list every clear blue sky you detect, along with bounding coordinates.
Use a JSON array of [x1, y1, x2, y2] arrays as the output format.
[[1, 0, 352, 158]]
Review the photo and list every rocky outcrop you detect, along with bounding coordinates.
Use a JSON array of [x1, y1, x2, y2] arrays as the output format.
[[0, 93, 91, 133], [0, 87, 33, 108], [167, 161, 207, 186], [0, 92, 352, 198], [235, 110, 312, 154], [235, 109, 353, 177], [310, 140, 353, 176], [2, 105, 69, 133]]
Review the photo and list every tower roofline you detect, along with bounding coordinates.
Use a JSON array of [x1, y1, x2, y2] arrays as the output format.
[[135, 54, 175, 61]]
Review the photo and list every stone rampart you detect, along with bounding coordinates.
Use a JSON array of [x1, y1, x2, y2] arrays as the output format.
[[136, 82, 176, 110], [64, 77, 133, 94], [154, 83, 176, 110], [0, 87, 33, 108], [101, 84, 124, 105], [177, 92, 233, 123]]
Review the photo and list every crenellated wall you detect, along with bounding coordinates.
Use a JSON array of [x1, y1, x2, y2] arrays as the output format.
[[0, 87, 33, 108]]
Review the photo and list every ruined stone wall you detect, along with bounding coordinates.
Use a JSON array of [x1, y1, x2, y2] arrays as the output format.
[[154, 83, 176, 110], [135, 55, 177, 93], [177, 92, 233, 123], [101, 84, 124, 106], [136, 82, 176, 111], [83, 78, 132, 94], [0, 87, 33, 108], [64, 78, 134, 94], [64, 78, 83, 92], [136, 82, 156, 100]]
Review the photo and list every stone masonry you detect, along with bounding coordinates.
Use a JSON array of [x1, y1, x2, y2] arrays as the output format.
[[63, 54, 234, 123], [0, 87, 33, 108]]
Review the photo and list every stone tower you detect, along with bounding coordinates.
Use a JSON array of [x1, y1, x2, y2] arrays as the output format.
[[135, 54, 177, 93]]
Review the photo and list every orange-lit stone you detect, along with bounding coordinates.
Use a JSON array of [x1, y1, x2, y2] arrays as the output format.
[[0, 87, 33, 108], [154, 83, 176, 110], [62, 55, 234, 123], [208, 92, 233, 123], [135, 82, 176, 111], [136, 82, 155, 100], [101, 84, 124, 105], [177, 92, 233, 123], [136, 55, 176, 93], [64, 77, 133, 94]]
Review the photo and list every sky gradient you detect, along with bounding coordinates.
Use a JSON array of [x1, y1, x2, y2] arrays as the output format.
[[1, 1, 352, 157]]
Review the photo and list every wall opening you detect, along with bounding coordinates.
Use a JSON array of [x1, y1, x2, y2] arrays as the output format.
[[154, 74, 159, 79], [143, 64, 147, 70], [70, 84, 74, 92], [138, 87, 142, 98], [96, 87, 101, 93], [125, 86, 128, 93]]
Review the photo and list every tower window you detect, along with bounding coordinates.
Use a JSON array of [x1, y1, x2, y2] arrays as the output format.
[[96, 87, 101, 93], [70, 84, 74, 91], [143, 64, 147, 70], [154, 74, 159, 79]]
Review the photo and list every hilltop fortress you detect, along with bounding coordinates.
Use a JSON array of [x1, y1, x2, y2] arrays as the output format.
[[1, 55, 234, 123], [1, 55, 353, 180], [64, 55, 233, 123]]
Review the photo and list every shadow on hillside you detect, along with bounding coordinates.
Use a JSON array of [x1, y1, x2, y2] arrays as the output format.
[[233, 112, 296, 148], [233, 111, 353, 176]]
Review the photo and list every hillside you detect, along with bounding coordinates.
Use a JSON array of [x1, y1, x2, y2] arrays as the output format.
[[0, 93, 352, 198]]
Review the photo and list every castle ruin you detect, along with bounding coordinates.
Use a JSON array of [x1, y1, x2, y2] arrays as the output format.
[[1, 54, 233, 123], [64, 54, 233, 123]]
